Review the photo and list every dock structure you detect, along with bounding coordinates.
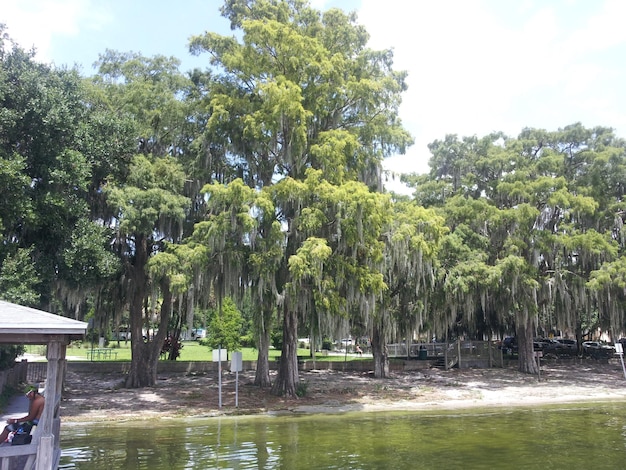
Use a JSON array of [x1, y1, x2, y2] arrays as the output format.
[[0, 301, 87, 470]]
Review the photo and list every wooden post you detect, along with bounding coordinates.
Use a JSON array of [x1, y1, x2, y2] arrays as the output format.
[[36, 436, 53, 470], [36, 340, 65, 470]]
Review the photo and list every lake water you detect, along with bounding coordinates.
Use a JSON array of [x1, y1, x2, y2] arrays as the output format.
[[59, 401, 626, 469]]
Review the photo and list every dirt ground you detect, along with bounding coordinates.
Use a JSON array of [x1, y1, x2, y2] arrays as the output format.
[[59, 359, 626, 423]]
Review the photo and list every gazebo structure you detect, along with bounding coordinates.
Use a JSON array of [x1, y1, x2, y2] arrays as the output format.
[[0, 300, 87, 470]]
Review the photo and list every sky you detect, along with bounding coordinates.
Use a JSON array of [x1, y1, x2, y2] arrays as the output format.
[[3, 0, 626, 188]]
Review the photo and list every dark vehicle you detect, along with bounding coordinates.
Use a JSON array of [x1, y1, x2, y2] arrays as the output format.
[[537, 338, 577, 357], [582, 341, 614, 359], [499, 336, 517, 355], [554, 338, 578, 355], [536, 338, 559, 351], [498, 336, 542, 355]]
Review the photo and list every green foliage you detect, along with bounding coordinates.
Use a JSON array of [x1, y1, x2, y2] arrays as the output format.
[[5, 9, 626, 384], [296, 381, 308, 397], [106, 155, 190, 237], [239, 333, 256, 348], [207, 298, 244, 352], [61, 219, 120, 286], [271, 328, 283, 350], [0, 345, 25, 371], [0, 248, 40, 306]]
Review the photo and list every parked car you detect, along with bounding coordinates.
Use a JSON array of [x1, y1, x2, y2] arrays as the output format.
[[582, 341, 614, 359], [191, 328, 206, 340], [498, 336, 517, 355], [536, 338, 577, 357], [113, 328, 131, 341], [535, 338, 557, 354], [554, 338, 578, 355], [498, 337, 542, 355]]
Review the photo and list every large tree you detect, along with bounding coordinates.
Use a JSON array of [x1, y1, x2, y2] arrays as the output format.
[[106, 154, 190, 387], [92, 52, 195, 387], [412, 124, 625, 373], [189, 0, 411, 395], [371, 200, 446, 377], [0, 27, 129, 316]]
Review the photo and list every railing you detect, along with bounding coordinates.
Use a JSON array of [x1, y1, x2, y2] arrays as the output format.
[[388, 341, 455, 358], [388, 340, 500, 369]]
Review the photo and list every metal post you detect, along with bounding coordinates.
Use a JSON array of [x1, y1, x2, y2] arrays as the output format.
[[218, 345, 222, 408], [615, 343, 626, 379]]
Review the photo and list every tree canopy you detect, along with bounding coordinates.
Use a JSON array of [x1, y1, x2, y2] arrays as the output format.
[[2, 2, 626, 392]]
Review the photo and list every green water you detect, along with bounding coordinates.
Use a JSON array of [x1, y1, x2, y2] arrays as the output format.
[[59, 402, 626, 469]]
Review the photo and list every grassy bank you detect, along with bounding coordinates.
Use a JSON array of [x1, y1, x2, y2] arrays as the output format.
[[27, 342, 367, 363]]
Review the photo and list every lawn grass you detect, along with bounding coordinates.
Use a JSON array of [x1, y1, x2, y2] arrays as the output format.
[[59, 341, 368, 362]]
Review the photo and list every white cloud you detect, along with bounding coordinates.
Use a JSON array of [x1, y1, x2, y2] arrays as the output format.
[[358, 0, 626, 177], [567, 0, 626, 53], [3, 0, 626, 183], [3, 0, 111, 63]]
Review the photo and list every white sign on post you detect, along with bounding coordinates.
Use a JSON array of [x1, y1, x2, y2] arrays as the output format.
[[212, 349, 227, 362], [231, 351, 243, 372], [231, 351, 243, 408], [212, 349, 227, 408], [615, 342, 626, 380]]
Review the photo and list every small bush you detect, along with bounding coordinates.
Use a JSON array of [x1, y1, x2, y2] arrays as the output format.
[[0, 384, 17, 410], [271, 330, 283, 350], [296, 381, 308, 397], [240, 334, 256, 348], [0, 345, 25, 370]]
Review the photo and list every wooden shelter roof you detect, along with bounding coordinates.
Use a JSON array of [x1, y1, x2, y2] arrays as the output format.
[[0, 300, 87, 344]]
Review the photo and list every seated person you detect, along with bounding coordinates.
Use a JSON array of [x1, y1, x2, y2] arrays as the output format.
[[0, 385, 44, 443]]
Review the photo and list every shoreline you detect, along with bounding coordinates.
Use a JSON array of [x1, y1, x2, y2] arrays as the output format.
[[58, 361, 626, 423]]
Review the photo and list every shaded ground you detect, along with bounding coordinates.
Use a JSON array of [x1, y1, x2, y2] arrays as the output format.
[[60, 359, 626, 423]]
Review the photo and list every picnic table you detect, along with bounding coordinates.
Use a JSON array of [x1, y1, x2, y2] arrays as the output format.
[[88, 348, 118, 360]]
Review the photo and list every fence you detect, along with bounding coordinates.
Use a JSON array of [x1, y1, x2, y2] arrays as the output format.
[[387, 340, 504, 369], [26, 362, 48, 387], [0, 360, 27, 393], [3, 342, 511, 392]]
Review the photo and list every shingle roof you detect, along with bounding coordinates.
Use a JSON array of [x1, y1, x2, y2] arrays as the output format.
[[0, 300, 87, 343]]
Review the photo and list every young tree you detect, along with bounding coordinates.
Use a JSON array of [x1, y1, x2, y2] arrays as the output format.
[[207, 297, 244, 352]]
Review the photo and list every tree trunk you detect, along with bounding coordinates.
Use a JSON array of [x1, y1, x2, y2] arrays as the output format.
[[575, 324, 583, 355], [185, 285, 195, 340], [254, 306, 273, 387], [271, 306, 299, 397], [517, 319, 539, 375], [125, 234, 171, 388], [372, 321, 389, 378]]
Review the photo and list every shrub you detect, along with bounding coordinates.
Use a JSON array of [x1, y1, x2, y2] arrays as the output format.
[[271, 330, 283, 350], [0, 345, 25, 370], [296, 381, 308, 397], [240, 333, 256, 348]]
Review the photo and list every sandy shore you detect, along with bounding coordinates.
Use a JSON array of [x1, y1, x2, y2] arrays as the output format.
[[58, 360, 626, 422]]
